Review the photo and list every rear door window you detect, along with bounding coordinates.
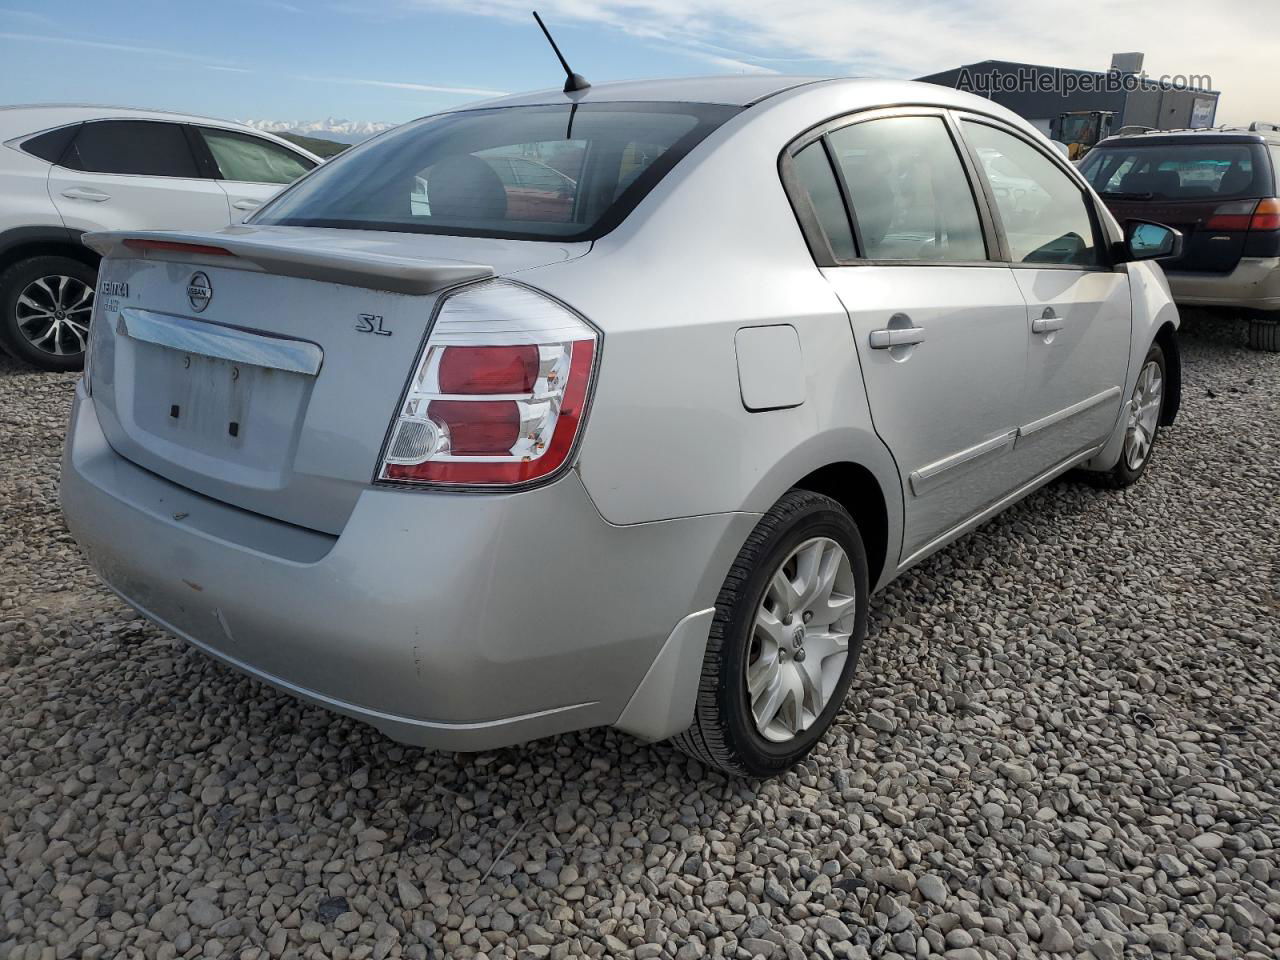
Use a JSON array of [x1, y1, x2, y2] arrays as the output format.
[[827, 116, 987, 262], [1081, 142, 1266, 200], [963, 121, 1102, 266], [61, 120, 201, 178], [196, 128, 315, 184], [255, 102, 737, 241]]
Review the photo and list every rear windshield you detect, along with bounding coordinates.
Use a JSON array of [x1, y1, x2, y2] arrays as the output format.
[[254, 101, 738, 241], [1080, 141, 1273, 201]]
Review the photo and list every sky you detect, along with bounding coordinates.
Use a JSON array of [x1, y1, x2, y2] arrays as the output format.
[[0, 1, 1275, 127]]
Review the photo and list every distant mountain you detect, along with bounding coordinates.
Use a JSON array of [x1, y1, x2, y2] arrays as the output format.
[[278, 132, 349, 158], [240, 117, 396, 144]]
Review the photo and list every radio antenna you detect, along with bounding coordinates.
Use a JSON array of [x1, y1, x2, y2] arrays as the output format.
[[533, 10, 590, 93]]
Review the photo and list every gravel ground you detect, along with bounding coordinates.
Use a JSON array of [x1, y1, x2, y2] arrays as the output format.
[[1, 315, 1278, 960]]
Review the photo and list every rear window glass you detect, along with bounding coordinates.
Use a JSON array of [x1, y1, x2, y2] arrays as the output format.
[[254, 102, 738, 241], [1081, 142, 1269, 200]]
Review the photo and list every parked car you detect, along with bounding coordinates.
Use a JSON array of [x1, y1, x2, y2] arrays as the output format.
[[1080, 123, 1280, 351], [61, 77, 1182, 776], [0, 104, 321, 370]]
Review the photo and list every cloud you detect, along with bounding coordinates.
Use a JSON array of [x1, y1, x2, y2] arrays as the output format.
[[0, 7, 58, 28], [303, 75, 509, 97], [0, 31, 243, 68], [398, 0, 1272, 124]]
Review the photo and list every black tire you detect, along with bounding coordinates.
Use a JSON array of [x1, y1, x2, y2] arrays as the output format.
[[1089, 341, 1166, 489], [672, 489, 869, 776], [0, 255, 97, 371], [1248, 316, 1280, 353]]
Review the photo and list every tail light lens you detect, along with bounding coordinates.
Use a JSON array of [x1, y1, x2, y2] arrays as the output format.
[[379, 280, 599, 488], [1249, 197, 1280, 231], [1206, 198, 1280, 232]]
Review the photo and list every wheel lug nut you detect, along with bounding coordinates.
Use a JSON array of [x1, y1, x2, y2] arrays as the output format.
[[803, 611, 813, 624]]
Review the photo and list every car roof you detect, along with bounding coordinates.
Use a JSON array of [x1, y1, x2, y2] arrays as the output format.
[[463, 76, 832, 110], [1095, 126, 1280, 149], [0, 103, 321, 160]]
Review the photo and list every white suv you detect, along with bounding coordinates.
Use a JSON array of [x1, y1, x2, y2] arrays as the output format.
[[0, 105, 321, 370]]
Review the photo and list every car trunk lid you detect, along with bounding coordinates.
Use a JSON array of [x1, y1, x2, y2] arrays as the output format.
[[83, 226, 587, 534]]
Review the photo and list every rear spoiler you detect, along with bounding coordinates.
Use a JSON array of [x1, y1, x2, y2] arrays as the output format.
[[83, 229, 494, 296]]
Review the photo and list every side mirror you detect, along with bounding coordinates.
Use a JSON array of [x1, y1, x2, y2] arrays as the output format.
[[1120, 219, 1183, 262]]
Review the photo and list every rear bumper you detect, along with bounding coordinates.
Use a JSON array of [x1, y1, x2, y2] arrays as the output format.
[[1166, 257, 1280, 311], [61, 385, 754, 750]]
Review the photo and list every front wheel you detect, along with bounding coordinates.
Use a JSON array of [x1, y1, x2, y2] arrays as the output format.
[[1093, 341, 1166, 489], [672, 490, 869, 776], [0, 255, 97, 371]]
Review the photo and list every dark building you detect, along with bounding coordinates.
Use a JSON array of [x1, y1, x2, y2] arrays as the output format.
[[918, 53, 1220, 138]]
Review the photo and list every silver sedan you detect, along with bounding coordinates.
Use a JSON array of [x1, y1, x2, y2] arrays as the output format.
[[62, 76, 1182, 775]]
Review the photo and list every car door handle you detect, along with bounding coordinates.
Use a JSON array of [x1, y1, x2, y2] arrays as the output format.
[[232, 199, 262, 211], [61, 187, 110, 202], [1031, 309, 1063, 335], [869, 326, 927, 349], [865, 330, 926, 350]]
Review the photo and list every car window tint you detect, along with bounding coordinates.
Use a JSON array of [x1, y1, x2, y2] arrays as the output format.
[[963, 121, 1100, 266], [790, 141, 856, 259], [1081, 142, 1262, 201], [828, 116, 986, 262], [199, 128, 314, 184], [62, 120, 199, 177], [21, 124, 80, 163], [256, 102, 735, 241]]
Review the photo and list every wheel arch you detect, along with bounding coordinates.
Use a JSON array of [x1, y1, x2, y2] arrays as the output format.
[[1154, 320, 1181, 426], [734, 426, 903, 593], [0, 227, 99, 278], [791, 460, 893, 592]]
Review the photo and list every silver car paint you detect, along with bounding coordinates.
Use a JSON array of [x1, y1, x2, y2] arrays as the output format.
[[61, 78, 1179, 749]]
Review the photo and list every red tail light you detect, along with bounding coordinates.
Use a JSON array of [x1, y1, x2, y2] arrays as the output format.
[[1206, 198, 1280, 232], [379, 281, 599, 488], [1250, 197, 1280, 231], [426, 400, 521, 455], [438, 345, 539, 394]]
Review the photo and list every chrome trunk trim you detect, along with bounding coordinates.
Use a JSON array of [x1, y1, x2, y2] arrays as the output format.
[[117, 308, 323, 376]]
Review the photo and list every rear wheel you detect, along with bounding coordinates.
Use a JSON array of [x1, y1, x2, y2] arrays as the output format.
[[1247, 316, 1280, 352], [672, 490, 869, 776], [0, 255, 97, 371]]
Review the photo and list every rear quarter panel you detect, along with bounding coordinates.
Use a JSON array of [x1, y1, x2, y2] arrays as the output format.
[[521, 83, 907, 566], [0, 148, 62, 234]]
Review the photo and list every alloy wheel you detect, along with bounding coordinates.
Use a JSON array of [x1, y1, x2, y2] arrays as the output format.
[[1123, 359, 1163, 471], [15, 274, 94, 357], [746, 537, 857, 743]]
